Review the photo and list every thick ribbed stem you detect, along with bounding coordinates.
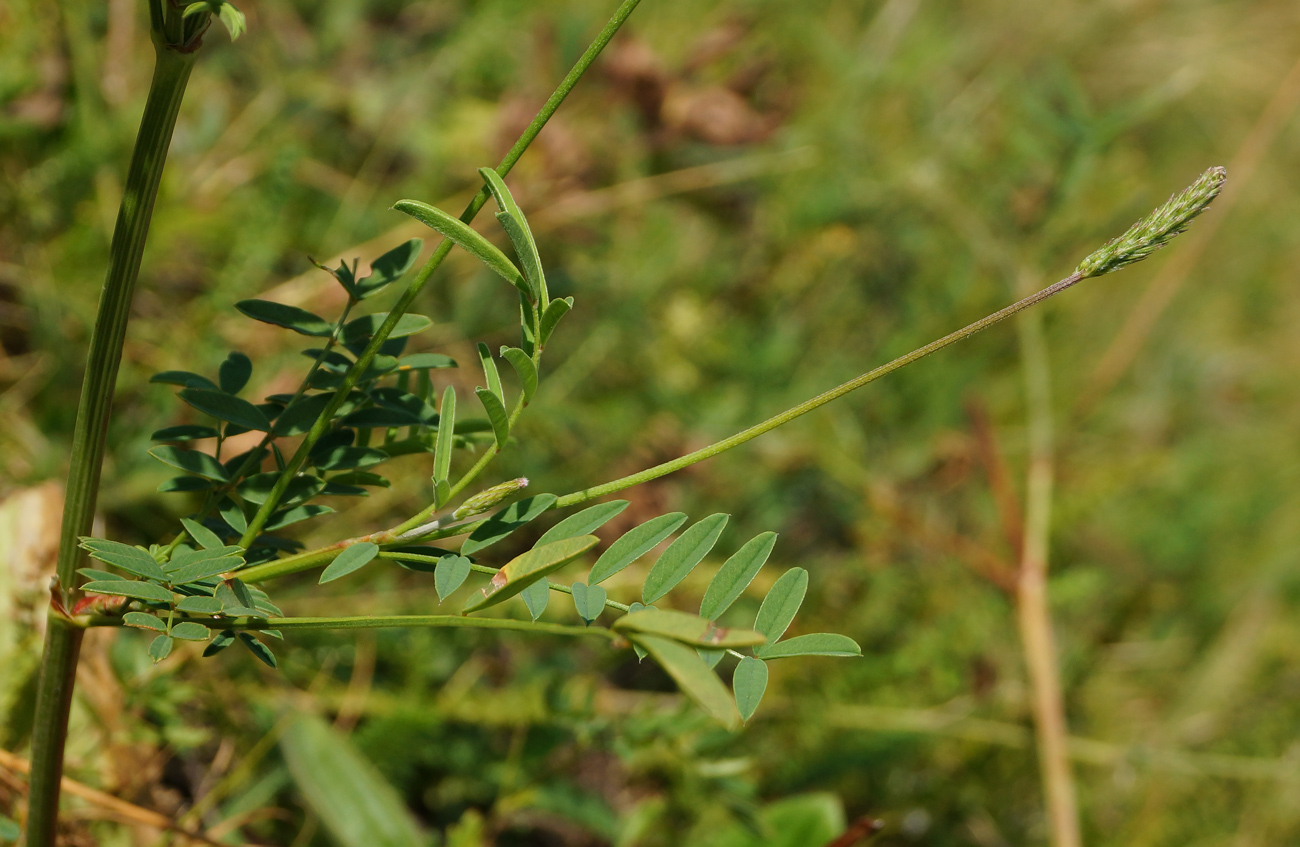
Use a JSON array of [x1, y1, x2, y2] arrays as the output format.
[[25, 37, 196, 847]]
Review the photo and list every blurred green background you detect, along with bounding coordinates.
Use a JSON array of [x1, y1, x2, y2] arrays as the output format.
[[3, 0, 1300, 845]]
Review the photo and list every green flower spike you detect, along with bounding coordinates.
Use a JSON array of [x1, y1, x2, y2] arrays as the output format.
[[1075, 166, 1227, 279], [453, 477, 530, 520]]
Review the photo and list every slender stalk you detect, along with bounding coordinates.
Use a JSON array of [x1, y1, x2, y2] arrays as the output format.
[[237, 0, 644, 548], [238, 271, 1091, 585], [26, 29, 198, 847], [1014, 284, 1082, 847], [555, 272, 1086, 509], [86, 613, 616, 640]]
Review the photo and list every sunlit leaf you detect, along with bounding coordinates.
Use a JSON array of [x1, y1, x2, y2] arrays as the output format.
[[79, 538, 168, 581], [570, 581, 606, 624], [393, 199, 529, 297], [587, 512, 687, 585], [476, 387, 509, 450], [479, 168, 545, 302], [613, 609, 765, 649], [536, 500, 628, 547], [81, 579, 170, 605], [461, 493, 558, 555], [266, 504, 335, 531], [123, 612, 166, 631], [754, 568, 808, 657], [699, 532, 777, 621], [538, 297, 572, 346], [149, 446, 229, 481], [433, 386, 456, 495], [434, 555, 471, 601], [477, 342, 504, 402], [235, 299, 333, 336], [499, 347, 538, 403], [319, 542, 380, 584], [462, 535, 598, 614], [642, 513, 729, 604], [626, 634, 739, 729], [758, 633, 862, 659], [176, 595, 223, 614], [521, 578, 549, 621], [733, 657, 769, 722], [149, 635, 174, 663], [171, 622, 212, 641], [181, 518, 224, 550]]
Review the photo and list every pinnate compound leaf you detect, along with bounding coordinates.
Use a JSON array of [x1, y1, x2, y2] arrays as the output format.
[[434, 555, 471, 601], [699, 531, 778, 621], [475, 387, 509, 450], [536, 500, 629, 547], [393, 199, 529, 297], [733, 657, 769, 722], [280, 712, 426, 847], [79, 538, 168, 581], [538, 297, 572, 346], [151, 424, 219, 442], [570, 581, 606, 624], [521, 578, 549, 621], [627, 634, 739, 729], [235, 299, 333, 336], [180, 518, 224, 550], [757, 633, 862, 659], [83, 580, 173, 603], [462, 535, 598, 614], [171, 622, 212, 641], [149, 446, 229, 481], [754, 567, 808, 657], [319, 542, 380, 584], [123, 612, 167, 631], [149, 635, 174, 663], [239, 633, 277, 667], [460, 493, 557, 556], [642, 513, 729, 604], [500, 347, 538, 402], [357, 238, 423, 299], [613, 608, 765, 649], [176, 595, 224, 614], [587, 512, 687, 585], [218, 351, 252, 394]]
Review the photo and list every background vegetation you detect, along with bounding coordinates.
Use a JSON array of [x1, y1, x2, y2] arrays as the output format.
[[3, 0, 1299, 845]]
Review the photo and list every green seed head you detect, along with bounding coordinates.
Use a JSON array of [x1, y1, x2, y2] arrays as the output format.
[[1075, 166, 1227, 279], [453, 477, 529, 520]]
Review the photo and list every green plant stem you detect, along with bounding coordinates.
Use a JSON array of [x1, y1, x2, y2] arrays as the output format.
[[236, 269, 1090, 585], [554, 271, 1087, 509], [26, 34, 197, 847], [237, 0, 644, 549], [373, 552, 633, 613], [87, 614, 616, 640]]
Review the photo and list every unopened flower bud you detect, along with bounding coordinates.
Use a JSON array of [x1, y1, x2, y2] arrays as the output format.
[[453, 477, 529, 520]]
